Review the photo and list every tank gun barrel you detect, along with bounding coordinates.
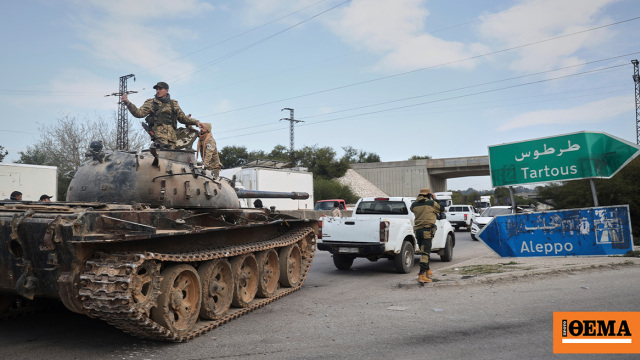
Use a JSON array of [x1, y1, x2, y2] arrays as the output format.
[[236, 190, 309, 200]]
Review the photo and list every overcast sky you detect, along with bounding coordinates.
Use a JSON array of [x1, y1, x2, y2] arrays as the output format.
[[1, 0, 638, 190]]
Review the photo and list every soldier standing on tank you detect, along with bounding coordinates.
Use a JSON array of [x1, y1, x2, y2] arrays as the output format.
[[410, 188, 440, 284], [121, 82, 200, 149], [196, 122, 222, 176]]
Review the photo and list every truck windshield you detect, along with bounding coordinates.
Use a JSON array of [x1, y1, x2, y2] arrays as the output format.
[[355, 201, 408, 215], [315, 201, 339, 211], [480, 208, 513, 217]]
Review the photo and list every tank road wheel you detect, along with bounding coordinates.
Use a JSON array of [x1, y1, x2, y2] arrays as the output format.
[[255, 249, 280, 298], [298, 234, 314, 258], [151, 264, 202, 336], [279, 244, 302, 288], [230, 254, 259, 307], [130, 261, 162, 314], [198, 259, 234, 320]]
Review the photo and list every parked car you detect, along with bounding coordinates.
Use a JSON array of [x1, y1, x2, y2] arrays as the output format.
[[446, 204, 479, 232], [471, 206, 523, 241], [317, 197, 455, 273], [315, 199, 346, 211]]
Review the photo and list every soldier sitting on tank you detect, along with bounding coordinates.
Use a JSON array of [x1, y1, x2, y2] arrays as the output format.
[[196, 122, 222, 177], [122, 81, 200, 150]]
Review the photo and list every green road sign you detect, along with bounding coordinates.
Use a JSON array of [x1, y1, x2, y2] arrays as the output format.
[[489, 131, 640, 187]]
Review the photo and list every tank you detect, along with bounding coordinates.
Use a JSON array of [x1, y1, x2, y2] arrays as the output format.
[[0, 145, 317, 342]]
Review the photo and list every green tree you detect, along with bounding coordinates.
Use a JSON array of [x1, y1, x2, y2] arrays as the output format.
[[15, 113, 146, 200], [268, 145, 290, 162], [296, 145, 349, 180], [0, 145, 7, 162], [313, 178, 358, 203], [219, 145, 249, 168], [342, 146, 381, 163]]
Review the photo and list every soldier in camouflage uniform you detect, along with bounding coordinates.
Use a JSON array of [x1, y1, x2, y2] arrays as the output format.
[[410, 188, 440, 283], [122, 82, 200, 149], [197, 122, 222, 177]]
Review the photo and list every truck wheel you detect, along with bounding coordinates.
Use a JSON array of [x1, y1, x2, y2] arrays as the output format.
[[333, 254, 354, 270], [454, 225, 460, 232], [394, 241, 415, 274], [440, 234, 454, 262], [467, 223, 472, 232]]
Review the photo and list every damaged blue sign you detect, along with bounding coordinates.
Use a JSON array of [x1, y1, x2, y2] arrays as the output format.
[[477, 205, 633, 257]]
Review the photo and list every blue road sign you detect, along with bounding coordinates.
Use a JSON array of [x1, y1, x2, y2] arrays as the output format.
[[477, 205, 633, 257]]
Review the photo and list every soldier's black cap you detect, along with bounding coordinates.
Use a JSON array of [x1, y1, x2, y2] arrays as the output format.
[[153, 81, 169, 90], [40, 194, 52, 201]]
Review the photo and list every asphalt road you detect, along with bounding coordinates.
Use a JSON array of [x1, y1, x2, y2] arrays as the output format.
[[1, 231, 638, 360]]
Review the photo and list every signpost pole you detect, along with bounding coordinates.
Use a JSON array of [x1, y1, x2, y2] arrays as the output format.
[[590, 179, 599, 207], [509, 186, 517, 213]]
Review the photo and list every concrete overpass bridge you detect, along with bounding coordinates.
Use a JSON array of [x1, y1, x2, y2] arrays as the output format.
[[350, 156, 489, 196]]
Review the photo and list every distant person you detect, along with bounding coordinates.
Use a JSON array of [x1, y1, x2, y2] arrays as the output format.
[[39, 194, 52, 202], [331, 202, 342, 217], [10, 191, 22, 201], [121, 81, 200, 149], [253, 199, 263, 209], [197, 122, 222, 177], [410, 188, 440, 284]]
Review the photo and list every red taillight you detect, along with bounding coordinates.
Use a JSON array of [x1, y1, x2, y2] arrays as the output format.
[[379, 220, 389, 242], [374, 197, 389, 201], [464, 214, 467, 220], [318, 217, 323, 239]]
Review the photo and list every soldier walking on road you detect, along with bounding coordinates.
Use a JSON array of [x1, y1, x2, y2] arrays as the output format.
[[197, 122, 222, 177], [122, 82, 200, 149], [410, 188, 440, 283]]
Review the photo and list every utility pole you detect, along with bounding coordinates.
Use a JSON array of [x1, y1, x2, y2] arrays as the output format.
[[105, 74, 137, 150], [280, 108, 303, 166], [632, 59, 639, 144]]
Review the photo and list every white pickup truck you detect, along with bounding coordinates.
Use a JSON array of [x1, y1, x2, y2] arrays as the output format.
[[446, 204, 479, 232], [317, 197, 455, 273]]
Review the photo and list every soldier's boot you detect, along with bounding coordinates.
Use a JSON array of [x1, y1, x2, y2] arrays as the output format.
[[426, 270, 434, 279], [418, 273, 432, 283]]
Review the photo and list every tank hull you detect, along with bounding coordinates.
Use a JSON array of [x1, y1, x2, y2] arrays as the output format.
[[1, 148, 317, 341], [0, 202, 317, 341]]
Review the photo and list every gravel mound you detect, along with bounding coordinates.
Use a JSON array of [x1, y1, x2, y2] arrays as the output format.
[[336, 169, 389, 198]]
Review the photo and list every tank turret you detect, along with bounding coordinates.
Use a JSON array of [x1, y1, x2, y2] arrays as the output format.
[[67, 147, 308, 208]]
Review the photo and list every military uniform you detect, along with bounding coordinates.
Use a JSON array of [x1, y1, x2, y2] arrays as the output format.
[[410, 188, 441, 283], [126, 96, 198, 149], [197, 123, 222, 176]]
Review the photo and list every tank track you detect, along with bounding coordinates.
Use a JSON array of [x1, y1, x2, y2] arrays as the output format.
[[78, 227, 315, 342]]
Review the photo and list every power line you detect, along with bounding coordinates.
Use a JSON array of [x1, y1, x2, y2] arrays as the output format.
[[137, 0, 336, 76], [197, 15, 640, 118], [212, 53, 635, 134], [297, 52, 640, 121], [169, 0, 350, 83], [215, 64, 628, 140], [280, 108, 303, 164], [633, 59, 639, 144]]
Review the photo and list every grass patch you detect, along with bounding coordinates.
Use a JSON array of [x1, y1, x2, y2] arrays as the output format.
[[451, 264, 509, 276], [623, 250, 640, 258], [499, 261, 519, 266]]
